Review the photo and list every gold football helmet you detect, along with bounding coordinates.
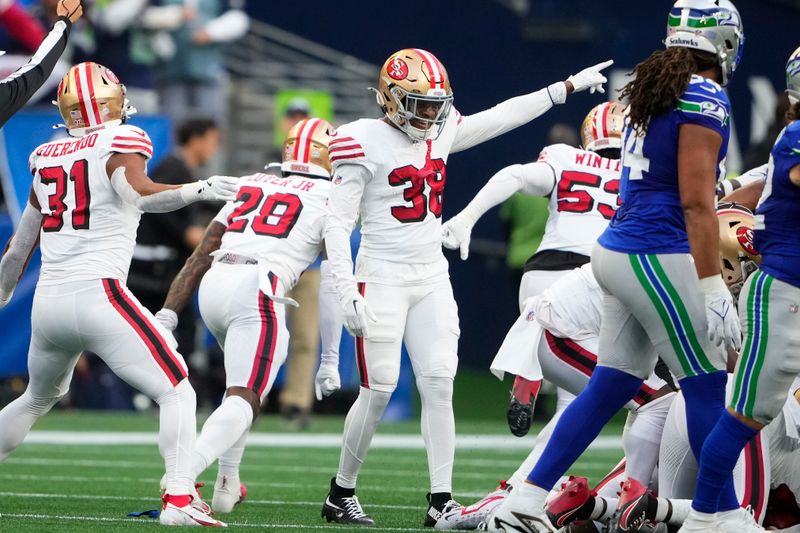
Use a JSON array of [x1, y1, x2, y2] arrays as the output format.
[[580, 101, 626, 153], [717, 202, 760, 301], [374, 48, 454, 142], [282, 118, 335, 179], [56, 62, 128, 136]]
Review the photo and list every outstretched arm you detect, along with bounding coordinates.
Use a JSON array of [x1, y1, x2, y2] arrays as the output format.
[[0, 190, 43, 306], [155, 220, 226, 329], [107, 153, 238, 212], [442, 162, 555, 259], [451, 60, 613, 153]]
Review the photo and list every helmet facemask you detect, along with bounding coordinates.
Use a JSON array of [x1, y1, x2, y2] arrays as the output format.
[[388, 87, 453, 142]]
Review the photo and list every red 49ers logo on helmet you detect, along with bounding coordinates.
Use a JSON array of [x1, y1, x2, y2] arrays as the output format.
[[736, 226, 757, 256], [105, 68, 120, 84], [388, 58, 409, 81]]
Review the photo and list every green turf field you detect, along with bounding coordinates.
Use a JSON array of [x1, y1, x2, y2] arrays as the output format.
[[0, 410, 624, 531]]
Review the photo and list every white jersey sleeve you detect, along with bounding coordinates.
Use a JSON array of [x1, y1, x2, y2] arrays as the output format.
[[450, 82, 566, 153], [98, 124, 154, 161], [531, 263, 602, 340], [536, 144, 620, 257]]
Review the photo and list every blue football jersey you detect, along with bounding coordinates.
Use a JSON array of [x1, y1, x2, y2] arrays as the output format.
[[599, 75, 731, 254], [754, 121, 800, 288]]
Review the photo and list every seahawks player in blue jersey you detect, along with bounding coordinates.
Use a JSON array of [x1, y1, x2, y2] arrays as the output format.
[[483, 2, 745, 532], [685, 47, 800, 533]]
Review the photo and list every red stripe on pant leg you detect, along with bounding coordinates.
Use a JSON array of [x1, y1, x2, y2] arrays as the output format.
[[593, 458, 627, 493], [102, 279, 185, 386], [355, 282, 369, 389], [632, 383, 659, 407], [742, 433, 766, 522], [545, 331, 595, 377], [247, 291, 277, 396]]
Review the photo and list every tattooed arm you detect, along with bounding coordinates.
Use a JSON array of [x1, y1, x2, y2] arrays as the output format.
[[155, 220, 226, 330]]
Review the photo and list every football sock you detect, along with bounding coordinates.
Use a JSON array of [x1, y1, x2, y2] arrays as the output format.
[[218, 427, 248, 479], [505, 481, 550, 514], [508, 399, 567, 488], [590, 496, 616, 521], [192, 395, 253, 479], [336, 386, 392, 489], [330, 478, 355, 498], [0, 390, 58, 462], [418, 376, 455, 494], [654, 497, 691, 525], [679, 371, 740, 513], [527, 366, 643, 490], [158, 378, 197, 496], [693, 411, 758, 513], [622, 394, 672, 486], [430, 492, 453, 509]]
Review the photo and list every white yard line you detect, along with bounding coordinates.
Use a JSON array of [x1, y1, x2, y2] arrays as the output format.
[[22, 431, 623, 450], [1, 513, 431, 531]]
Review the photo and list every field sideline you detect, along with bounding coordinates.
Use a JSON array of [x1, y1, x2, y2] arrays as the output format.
[[0, 411, 625, 532]]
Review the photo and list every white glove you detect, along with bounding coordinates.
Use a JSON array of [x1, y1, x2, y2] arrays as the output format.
[[441, 216, 473, 260], [155, 308, 178, 331], [180, 175, 240, 203], [567, 59, 614, 94], [701, 275, 742, 351], [315, 358, 341, 400], [341, 291, 377, 338]]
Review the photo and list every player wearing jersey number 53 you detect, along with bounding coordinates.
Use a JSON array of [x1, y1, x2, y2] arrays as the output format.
[[154, 119, 337, 515], [321, 47, 613, 527], [686, 46, 800, 533], [0, 62, 235, 527], [483, 2, 747, 532]]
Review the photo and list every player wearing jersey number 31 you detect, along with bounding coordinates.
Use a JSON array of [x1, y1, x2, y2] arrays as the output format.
[[0, 62, 237, 527], [320, 47, 613, 527]]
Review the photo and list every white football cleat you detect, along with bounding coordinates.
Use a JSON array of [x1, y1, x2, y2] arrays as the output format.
[[676, 508, 723, 533], [480, 499, 557, 532], [436, 484, 509, 530], [212, 475, 248, 514], [716, 507, 765, 532], [159, 501, 227, 527], [159, 474, 212, 516]]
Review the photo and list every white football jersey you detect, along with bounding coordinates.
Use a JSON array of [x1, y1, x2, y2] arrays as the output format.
[[532, 263, 601, 341], [213, 173, 330, 289], [328, 112, 462, 265], [536, 143, 620, 256], [29, 124, 153, 286]]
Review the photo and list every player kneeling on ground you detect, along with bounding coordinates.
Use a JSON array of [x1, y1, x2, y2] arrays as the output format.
[[0, 62, 238, 527], [155, 119, 337, 514]]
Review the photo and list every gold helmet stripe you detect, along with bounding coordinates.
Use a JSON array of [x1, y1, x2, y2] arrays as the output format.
[[75, 63, 102, 128], [413, 48, 444, 90], [294, 118, 323, 163]]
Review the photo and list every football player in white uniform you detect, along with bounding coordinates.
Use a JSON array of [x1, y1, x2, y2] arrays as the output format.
[[0, 62, 238, 527], [320, 47, 613, 526], [442, 101, 628, 436], [154, 119, 335, 514]]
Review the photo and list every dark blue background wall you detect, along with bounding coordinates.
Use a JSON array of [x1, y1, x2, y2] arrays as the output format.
[[246, 0, 797, 369]]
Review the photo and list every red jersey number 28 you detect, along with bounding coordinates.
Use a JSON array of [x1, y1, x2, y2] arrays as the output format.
[[39, 159, 91, 232]]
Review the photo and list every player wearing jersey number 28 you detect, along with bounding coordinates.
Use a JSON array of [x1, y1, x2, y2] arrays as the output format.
[[153, 119, 337, 515], [0, 62, 237, 527], [685, 46, 800, 533], [320, 47, 613, 527], [483, 1, 746, 532]]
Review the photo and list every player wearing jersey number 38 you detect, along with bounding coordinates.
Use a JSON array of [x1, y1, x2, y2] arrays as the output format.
[[483, 1, 747, 531], [0, 62, 237, 527], [154, 118, 336, 515], [320, 47, 613, 527]]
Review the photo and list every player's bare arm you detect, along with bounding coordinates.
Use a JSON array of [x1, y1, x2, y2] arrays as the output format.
[[106, 152, 239, 212], [162, 221, 226, 316], [721, 180, 766, 211], [678, 123, 724, 279]]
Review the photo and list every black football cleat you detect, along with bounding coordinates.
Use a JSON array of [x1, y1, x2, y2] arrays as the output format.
[[321, 478, 375, 526]]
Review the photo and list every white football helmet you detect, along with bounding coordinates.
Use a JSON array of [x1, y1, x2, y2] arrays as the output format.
[[786, 45, 800, 105], [665, 0, 744, 86]]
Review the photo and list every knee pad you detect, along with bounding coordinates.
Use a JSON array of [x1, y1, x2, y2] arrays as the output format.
[[416, 376, 454, 406], [368, 362, 400, 393]]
